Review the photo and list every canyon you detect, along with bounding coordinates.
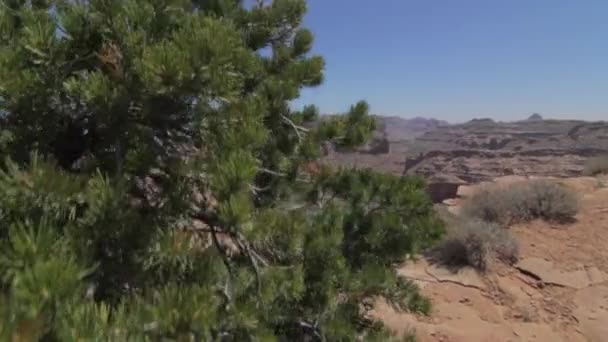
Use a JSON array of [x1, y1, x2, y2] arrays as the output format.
[[324, 115, 608, 202]]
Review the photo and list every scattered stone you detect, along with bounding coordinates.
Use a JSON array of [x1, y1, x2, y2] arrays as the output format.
[[459, 297, 471, 304]]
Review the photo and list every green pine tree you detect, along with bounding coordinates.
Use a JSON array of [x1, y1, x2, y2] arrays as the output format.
[[0, 0, 443, 340]]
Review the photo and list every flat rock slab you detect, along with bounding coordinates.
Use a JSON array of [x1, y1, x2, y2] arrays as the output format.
[[426, 265, 487, 290], [397, 261, 437, 285], [442, 198, 460, 206], [493, 175, 530, 185], [447, 205, 463, 216], [375, 299, 570, 342], [456, 184, 480, 198], [398, 260, 487, 290], [457, 177, 530, 198], [516, 257, 608, 289], [573, 285, 608, 342], [510, 322, 569, 342]]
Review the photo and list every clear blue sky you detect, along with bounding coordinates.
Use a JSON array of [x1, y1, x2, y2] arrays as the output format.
[[294, 0, 608, 122]]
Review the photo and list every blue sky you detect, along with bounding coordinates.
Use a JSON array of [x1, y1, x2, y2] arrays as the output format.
[[294, 0, 608, 122]]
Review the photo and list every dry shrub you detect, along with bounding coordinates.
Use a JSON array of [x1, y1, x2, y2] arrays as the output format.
[[434, 219, 519, 271], [462, 179, 578, 225], [583, 155, 608, 176]]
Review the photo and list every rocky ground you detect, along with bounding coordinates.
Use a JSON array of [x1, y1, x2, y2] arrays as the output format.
[[372, 175, 608, 342]]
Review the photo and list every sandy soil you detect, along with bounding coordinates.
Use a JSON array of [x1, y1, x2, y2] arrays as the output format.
[[372, 175, 608, 342]]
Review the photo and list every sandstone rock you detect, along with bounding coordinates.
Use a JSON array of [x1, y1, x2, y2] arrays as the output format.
[[572, 285, 608, 342], [425, 265, 487, 290], [515, 258, 608, 289], [397, 259, 486, 290], [426, 175, 467, 203]]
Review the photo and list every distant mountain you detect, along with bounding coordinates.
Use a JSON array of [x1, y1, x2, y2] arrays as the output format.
[[376, 116, 448, 141], [527, 113, 544, 121]]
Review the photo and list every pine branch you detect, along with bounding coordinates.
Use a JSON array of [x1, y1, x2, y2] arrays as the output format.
[[297, 320, 324, 342], [281, 114, 309, 141], [210, 226, 234, 275], [191, 210, 269, 297], [249, 184, 272, 195], [189, 220, 235, 310], [189, 212, 235, 277], [256, 166, 311, 184], [257, 167, 287, 177], [231, 234, 263, 295]]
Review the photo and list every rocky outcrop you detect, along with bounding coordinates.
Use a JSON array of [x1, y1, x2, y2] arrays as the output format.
[[515, 257, 608, 289], [325, 117, 608, 202], [373, 175, 608, 342], [379, 116, 448, 141], [403, 148, 607, 185], [413, 173, 468, 203]]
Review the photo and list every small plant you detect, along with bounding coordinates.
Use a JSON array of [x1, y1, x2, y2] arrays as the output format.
[[402, 328, 418, 342], [434, 219, 519, 271], [583, 155, 608, 176], [462, 179, 578, 225], [525, 179, 579, 221]]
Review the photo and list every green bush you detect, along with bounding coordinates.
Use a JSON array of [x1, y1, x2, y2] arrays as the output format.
[[583, 155, 608, 176], [434, 219, 519, 271], [463, 179, 578, 225]]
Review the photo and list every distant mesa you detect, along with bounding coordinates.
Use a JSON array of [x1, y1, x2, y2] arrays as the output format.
[[377, 116, 448, 141], [468, 118, 495, 124], [527, 113, 543, 121]]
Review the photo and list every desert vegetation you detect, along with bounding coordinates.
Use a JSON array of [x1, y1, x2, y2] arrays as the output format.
[[0, 0, 445, 340], [434, 178, 578, 271], [583, 155, 608, 176], [435, 219, 519, 271], [432, 207, 519, 271], [463, 179, 578, 225]]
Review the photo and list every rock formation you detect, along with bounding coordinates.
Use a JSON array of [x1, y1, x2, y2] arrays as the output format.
[[324, 116, 608, 202]]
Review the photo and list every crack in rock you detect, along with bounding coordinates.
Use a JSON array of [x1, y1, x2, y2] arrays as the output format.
[[515, 258, 608, 289]]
